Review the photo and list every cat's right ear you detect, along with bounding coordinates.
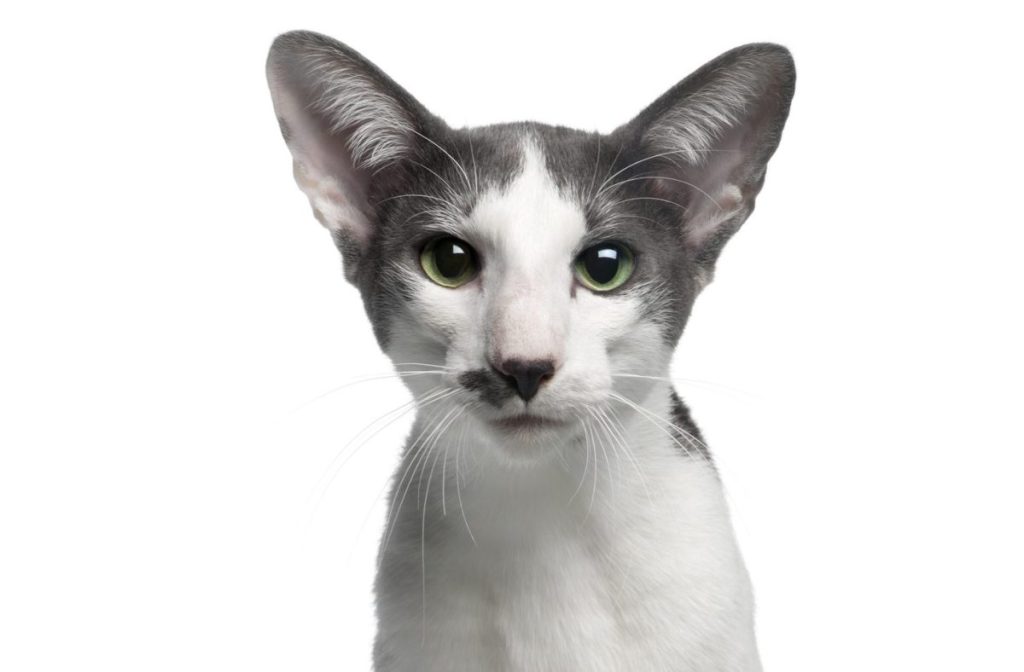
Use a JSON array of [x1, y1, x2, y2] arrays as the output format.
[[266, 31, 428, 281]]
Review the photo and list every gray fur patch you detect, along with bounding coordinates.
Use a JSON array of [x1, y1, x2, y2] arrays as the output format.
[[458, 369, 515, 408], [668, 389, 714, 466]]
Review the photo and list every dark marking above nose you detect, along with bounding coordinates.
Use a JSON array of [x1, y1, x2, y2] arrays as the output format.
[[494, 359, 555, 402]]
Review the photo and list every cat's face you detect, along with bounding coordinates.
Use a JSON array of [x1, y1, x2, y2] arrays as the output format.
[[267, 32, 794, 461], [382, 132, 686, 456]]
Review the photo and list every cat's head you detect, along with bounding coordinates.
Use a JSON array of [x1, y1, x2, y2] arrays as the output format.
[[267, 31, 794, 462]]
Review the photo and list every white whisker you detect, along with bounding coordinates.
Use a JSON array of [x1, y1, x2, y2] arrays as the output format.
[[309, 385, 449, 516], [379, 398, 461, 562], [454, 411, 478, 546], [593, 147, 739, 198], [375, 192, 452, 206], [419, 405, 467, 645], [603, 405, 654, 505], [587, 408, 618, 503], [597, 174, 724, 212], [587, 135, 602, 202], [609, 196, 691, 213], [609, 391, 713, 467], [391, 362, 453, 371], [409, 128, 473, 193], [580, 416, 600, 526], [294, 371, 448, 412], [407, 160, 462, 203], [612, 372, 756, 399], [567, 418, 591, 507], [468, 134, 480, 197]]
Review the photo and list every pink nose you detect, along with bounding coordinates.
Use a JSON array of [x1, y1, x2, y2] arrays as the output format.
[[492, 358, 556, 402]]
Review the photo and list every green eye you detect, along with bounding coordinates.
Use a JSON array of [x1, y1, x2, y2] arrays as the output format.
[[420, 236, 479, 288], [574, 243, 634, 292]]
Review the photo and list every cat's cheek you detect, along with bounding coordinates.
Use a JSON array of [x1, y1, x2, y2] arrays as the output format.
[[526, 292, 647, 408], [402, 280, 481, 341], [572, 290, 643, 336], [550, 332, 612, 406], [389, 282, 498, 393]]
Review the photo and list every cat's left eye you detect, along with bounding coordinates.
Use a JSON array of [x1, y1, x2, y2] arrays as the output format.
[[574, 243, 634, 292], [420, 236, 479, 288]]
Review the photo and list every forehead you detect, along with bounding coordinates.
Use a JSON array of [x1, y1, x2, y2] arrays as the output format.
[[468, 140, 587, 260]]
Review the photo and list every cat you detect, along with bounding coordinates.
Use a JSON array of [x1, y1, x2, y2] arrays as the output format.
[[267, 30, 794, 672]]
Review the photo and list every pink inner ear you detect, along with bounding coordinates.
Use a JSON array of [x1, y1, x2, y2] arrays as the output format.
[[630, 45, 794, 261], [682, 183, 745, 248], [270, 78, 374, 243], [645, 115, 761, 250]]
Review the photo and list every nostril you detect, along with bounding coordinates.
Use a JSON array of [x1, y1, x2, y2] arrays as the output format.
[[494, 358, 556, 403]]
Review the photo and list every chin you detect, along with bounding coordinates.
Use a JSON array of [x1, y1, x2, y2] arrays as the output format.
[[476, 411, 579, 467]]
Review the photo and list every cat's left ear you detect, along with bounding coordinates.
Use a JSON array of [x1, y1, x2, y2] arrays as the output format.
[[266, 31, 433, 281], [622, 44, 795, 282]]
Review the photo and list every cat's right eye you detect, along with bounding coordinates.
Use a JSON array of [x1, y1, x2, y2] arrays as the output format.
[[420, 236, 479, 288]]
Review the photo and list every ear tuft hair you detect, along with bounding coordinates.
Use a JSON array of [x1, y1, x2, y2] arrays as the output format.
[[266, 31, 434, 281], [296, 40, 415, 169], [268, 31, 422, 171], [621, 44, 796, 281], [641, 45, 795, 167]]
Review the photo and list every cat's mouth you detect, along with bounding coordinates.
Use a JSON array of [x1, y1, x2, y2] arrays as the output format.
[[489, 413, 567, 432]]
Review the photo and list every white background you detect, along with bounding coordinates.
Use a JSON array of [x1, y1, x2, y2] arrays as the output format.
[[2, 1, 1022, 670]]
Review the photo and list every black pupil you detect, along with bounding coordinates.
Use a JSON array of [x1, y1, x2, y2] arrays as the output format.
[[434, 239, 471, 279], [583, 246, 621, 285]]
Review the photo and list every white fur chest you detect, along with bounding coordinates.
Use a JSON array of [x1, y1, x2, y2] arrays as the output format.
[[373, 421, 762, 672]]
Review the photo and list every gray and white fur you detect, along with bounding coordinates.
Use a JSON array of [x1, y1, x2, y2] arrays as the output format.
[[267, 30, 794, 672]]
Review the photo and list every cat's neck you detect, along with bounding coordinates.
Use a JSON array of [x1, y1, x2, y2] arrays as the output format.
[[406, 382, 714, 546]]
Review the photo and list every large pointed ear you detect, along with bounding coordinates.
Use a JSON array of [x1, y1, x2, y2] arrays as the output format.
[[266, 31, 430, 281], [621, 44, 795, 282]]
